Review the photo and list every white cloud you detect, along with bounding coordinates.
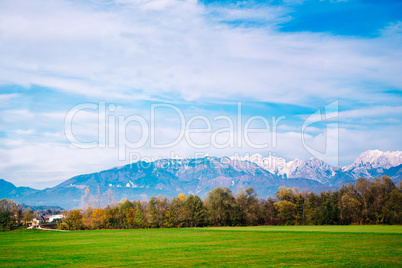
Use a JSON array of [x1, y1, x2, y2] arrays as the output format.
[[15, 129, 35, 135], [338, 106, 402, 121], [0, 93, 20, 103], [0, 0, 401, 187], [1, 120, 402, 188], [0, 0, 400, 105]]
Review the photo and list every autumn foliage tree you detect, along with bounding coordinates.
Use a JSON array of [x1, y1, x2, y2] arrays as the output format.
[[56, 175, 401, 231]]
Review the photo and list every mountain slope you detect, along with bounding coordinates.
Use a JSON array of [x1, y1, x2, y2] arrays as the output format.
[[2, 150, 402, 209], [0, 179, 40, 200], [231, 154, 338, 183], [9, 157, 322, 209], [0, 179, 17, 199], [344, 150, 402, 170], [342, 150, 402, 180], [235, 150, 402, 184]]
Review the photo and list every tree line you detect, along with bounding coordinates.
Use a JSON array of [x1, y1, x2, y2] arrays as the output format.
[[1, 175, 401, 231], [59, 176, 402, 230], [0, 199, 34, 231]]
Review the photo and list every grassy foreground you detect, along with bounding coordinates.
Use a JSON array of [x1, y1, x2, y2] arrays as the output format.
[[0, 226, 401, 267]]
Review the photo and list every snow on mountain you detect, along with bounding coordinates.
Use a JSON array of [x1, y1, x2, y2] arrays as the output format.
[[234, 150, 402, 183], [285, 157, 337, 183], [340, 150, 402, 179], [231, 154, 336, 183], [230, 154, 287, 175], [344, 150, 402, 171], [3, 150, 402, 209], [153, 156, 275, 183]]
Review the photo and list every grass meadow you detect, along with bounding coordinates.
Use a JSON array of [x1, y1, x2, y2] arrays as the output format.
[[0, 226, 401, 267]]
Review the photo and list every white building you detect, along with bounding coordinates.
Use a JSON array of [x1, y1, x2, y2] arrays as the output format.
[[46, 215, 65, 223]]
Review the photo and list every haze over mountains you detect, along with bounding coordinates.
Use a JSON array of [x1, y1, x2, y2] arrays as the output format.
[[1, 150, 401, 209]]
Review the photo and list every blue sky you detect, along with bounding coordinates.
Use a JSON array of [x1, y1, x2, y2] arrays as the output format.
[[0, 0, 401, 188]]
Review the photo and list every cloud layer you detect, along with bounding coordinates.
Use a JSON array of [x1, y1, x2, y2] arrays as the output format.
[[0, 0, 401, 188]]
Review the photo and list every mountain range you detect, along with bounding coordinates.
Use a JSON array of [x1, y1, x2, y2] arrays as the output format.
[[1, 150, 401, 209]]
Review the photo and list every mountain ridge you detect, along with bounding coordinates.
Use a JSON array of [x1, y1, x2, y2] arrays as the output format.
[[2, 150, 402, 209]]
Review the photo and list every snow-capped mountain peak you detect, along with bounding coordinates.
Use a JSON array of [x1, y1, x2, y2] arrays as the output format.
[[283, 157, 335, 183], [231, 150, 402, 183], [344, 150, 402, 171], [230, 154, 335, 183], [230, 154, 287, 175], [4, 150, 402, 209]]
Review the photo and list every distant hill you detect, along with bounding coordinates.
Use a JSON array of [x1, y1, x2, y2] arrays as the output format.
[[2, 150, 402, 209], [0, 179, 40, 200]]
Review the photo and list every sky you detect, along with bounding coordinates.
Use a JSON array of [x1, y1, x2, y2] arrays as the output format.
[[0, 0, 401, 189]]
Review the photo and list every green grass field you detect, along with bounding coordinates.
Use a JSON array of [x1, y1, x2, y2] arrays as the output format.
[[0, 226, 401, 267]]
